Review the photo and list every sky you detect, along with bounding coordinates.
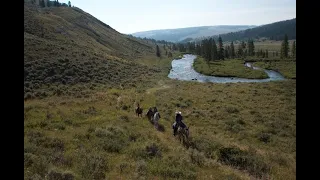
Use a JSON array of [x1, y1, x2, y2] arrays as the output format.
[[59, 0, 296, 34]]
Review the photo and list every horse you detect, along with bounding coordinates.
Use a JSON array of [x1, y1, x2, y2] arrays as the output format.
[[153, 108, 161, 128], [146, 107, 154, 121], [135, 103, 143, 117], [177, 125, 190, 147]]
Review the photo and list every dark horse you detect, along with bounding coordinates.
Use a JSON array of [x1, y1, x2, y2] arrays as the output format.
[[145, 107, 154, 121], [135, 103, 143, 117]]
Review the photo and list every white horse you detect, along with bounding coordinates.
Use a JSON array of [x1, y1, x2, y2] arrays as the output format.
[[153, 111, 161, 128]]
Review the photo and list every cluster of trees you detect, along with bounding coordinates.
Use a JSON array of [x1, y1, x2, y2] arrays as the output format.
[[280, 34, 296, 59], [175, 36, 257, 61], [37, 0, 72, 8], [173, 34, 295, 60], [132, 36, 174, 46], [155, 44, 174, 58]]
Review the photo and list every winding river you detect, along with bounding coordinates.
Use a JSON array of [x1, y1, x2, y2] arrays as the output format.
[[168, 54, 285, 83]]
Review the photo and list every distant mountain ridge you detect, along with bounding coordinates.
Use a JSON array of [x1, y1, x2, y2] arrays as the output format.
[[195, 18, 296, 42], [131, 25, 256, 42]]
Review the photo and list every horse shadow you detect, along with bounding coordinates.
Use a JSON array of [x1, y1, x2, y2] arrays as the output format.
[[148, 119, 165, 132]]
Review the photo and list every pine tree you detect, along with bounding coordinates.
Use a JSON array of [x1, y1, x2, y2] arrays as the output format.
[[265, 50, 268, 58], [68, 1, 71, 7], [247, 39, 255, 56], [212, 39, 218, 60], [237, 43, 243, 58], [40, 0, 45, 7], [224, 46, 229, 59], [230, 41, 235, 59], [218, 36, 224, 60], [292, 41, 296, 59], [252, 40, 255, 56], [244, 49, 247, 58], [156, 45, 160, 57], [280, 34, 289, 59]]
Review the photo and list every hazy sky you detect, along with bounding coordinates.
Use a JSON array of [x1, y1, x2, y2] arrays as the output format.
[[59, 0, 296, 34]]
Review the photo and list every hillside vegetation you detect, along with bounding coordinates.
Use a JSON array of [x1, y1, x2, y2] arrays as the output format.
[[24, 3, 167, 99]]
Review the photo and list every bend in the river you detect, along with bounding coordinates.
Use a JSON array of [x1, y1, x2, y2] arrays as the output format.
[[168, 54, 285, 83]]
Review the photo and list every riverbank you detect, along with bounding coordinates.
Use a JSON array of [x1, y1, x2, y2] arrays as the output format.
[[193, 57, 269, 79], [253, 61, 296, 79]]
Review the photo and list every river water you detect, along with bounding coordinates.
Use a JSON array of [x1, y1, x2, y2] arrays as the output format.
[[168, 54, 285, 83]]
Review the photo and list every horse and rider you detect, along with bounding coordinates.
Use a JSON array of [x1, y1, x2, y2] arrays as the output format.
[[135, 103, 143, 117], [145, 107, 161, 128], [172, 111, 188, 136], [142, 106, 189, 138]]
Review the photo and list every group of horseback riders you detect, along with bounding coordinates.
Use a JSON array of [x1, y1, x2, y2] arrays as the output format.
[[135, 103, 188, 137]]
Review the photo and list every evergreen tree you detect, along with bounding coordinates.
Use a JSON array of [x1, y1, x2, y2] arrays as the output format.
[[265, 50, 268, 58], [156, 45, 161, 57], [292, 41, 296, 58], [247, 39, 255, 56], [280, 34, 289, 58], [68, 1, 71, 7], [172, 44, 177, 51], [244, 49, 247, 58], [237, 43, 243, 58], [40, 0, 45, 7], [195, 43, 201, 55], [224, 46, 229, 59], [230, 41, 235, 59], [212, 39, 218, 60], [218, 36, 224, 60]]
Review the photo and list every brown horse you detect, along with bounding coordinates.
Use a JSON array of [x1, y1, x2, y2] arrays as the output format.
[[135, 103, 143, 117]]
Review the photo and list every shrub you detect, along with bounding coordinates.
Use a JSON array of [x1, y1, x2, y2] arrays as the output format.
[[189, 148, 206, 167], [218, 146, 269, 177], [47, 168, 75, 180], [258, 132, 271, 143], [79, 154, 108, 180], [225, 106, 239, 113]]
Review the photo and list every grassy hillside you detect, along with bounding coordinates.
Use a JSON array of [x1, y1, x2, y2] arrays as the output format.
[[24, 2, 296, 180], [24, 3, 169, 99], [25, 79, 296, 180]]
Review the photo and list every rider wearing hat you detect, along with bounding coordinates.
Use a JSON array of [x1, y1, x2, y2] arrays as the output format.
[[173, 111, 186, 136]]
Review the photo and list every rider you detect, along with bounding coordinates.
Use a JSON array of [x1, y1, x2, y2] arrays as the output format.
[[173, 111, 186, 136]]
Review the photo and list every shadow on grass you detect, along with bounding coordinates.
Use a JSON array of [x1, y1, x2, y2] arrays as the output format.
[[148, 119, 165, 132]]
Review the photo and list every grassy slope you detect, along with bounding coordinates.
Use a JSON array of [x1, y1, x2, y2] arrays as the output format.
[[24, 3, 163, 99], [193, 57, 268, 79], [24, 3, 296, 180], [25, 79, 296, 180]]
